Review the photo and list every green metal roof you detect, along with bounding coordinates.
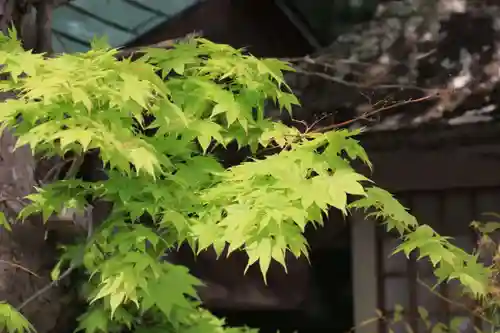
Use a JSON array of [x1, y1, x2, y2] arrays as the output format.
[[52, 0, 198, 53]]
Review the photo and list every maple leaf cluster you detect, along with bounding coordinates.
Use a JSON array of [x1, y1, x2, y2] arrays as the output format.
[[0, 31, 491, 333]]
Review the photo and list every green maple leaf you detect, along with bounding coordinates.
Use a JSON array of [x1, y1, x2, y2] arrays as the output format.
[[328, 185, 348, 213], [146, 44, 199, 76], [191, 222, 223, 253], [0, 302, 36, 333], [75, 306, 110, 333], [192, 120, 224, 152], [0, 212, 11, 232], [244, 239, 273, 284], [58, 128, 94, 151], [331, 169, 368, 196], [449, 317, 468, 333], [276, 91, 300, 114], [257, 239, 272, 284], [7, 31, 494, 333], [90, 35, 111, 50], [471, 220, 500, 234], [207, 86, 241, 126], [109, 291, 126, 317], [257, 58, 294, 87], [271, 236, 288, 273], [71, 87, 93, 111], [395, 225, 436, 257], [283, 206, 308, 231], [128, 147, 160, 177], [458, 273, 486, 297], [119, 72, 152, 109], [175, 155, 224, 187], [146, 264, 201, 317], [351, 186, 417, 228], [161, 210, 189, 234]]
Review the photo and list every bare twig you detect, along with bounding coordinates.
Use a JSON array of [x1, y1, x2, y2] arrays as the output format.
[[64, 155, 84, 180], [308, 113, 330, 131], [16, 152, 95, 312], [40, 157, 69, 184], [344, 311, 386, 333], [16, 203, 95, 311], [293, 67, 437, 93], [283, 49, 436, 72], [255, 90, 439, 157], [0, 259, 39, 277], [290, 118, 309, 131], [282, 55, 373, 66], [16, 265, 73, 310], [312, 93, 439, 133]]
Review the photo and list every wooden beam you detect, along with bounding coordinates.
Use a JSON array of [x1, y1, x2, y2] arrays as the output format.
[[350, 211, 379, 333], [365, 144, 500, 192]]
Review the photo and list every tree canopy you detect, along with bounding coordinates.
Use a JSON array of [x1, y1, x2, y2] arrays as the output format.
[[0, 31, 494, 333]]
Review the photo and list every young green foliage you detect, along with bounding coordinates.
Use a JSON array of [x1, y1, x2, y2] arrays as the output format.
[[0, 31, 491, 333], [383, 303, 481, 333], [0, 302, 35, 333]]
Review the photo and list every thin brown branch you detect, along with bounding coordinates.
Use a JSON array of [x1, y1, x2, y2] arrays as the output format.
[[255, 94, 437, 154], [344, 311, 386, 333], [17, 265, 74, 310], [311, 93, 439, 133], [17, 196, 96, 312], [115, 31, 202, 59], [282, 55, 372, 66], [290, 118, 309, 131], [283, 49, 436, 70], [308, 113, 330, 131], [416, 277, 491, 324], [64, 155, 84, 180], [293, 67, 437, 93], [0, 259, 39, 278], [40, 157, 68, 184]]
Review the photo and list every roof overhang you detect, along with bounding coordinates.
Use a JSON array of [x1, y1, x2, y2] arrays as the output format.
[[51, 0, 201, 53]]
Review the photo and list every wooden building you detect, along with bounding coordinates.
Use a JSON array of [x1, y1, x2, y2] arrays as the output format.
[[50, 0, 500, 332]]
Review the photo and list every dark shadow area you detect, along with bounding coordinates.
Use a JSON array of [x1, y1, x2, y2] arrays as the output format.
[[305, 246, 353, 333], [212, 239, 353, 333], [211, 309, 305, 333]]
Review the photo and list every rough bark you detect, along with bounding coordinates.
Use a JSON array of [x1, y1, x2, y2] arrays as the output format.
[[0, 2, 81, 333], [0, 126, 77, 333]]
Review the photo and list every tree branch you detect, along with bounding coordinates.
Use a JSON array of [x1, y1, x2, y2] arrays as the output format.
[[311, 93, 439, 133], [114, 31, 202, 59], [17, 265, 74, 311]]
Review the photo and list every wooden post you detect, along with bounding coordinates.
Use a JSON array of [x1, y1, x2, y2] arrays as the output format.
[[351, 211, 379, 333]]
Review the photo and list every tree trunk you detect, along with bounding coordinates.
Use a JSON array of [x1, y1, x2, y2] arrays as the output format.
[[0, 126, 78, 333], [0, 2, 80, 333]]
